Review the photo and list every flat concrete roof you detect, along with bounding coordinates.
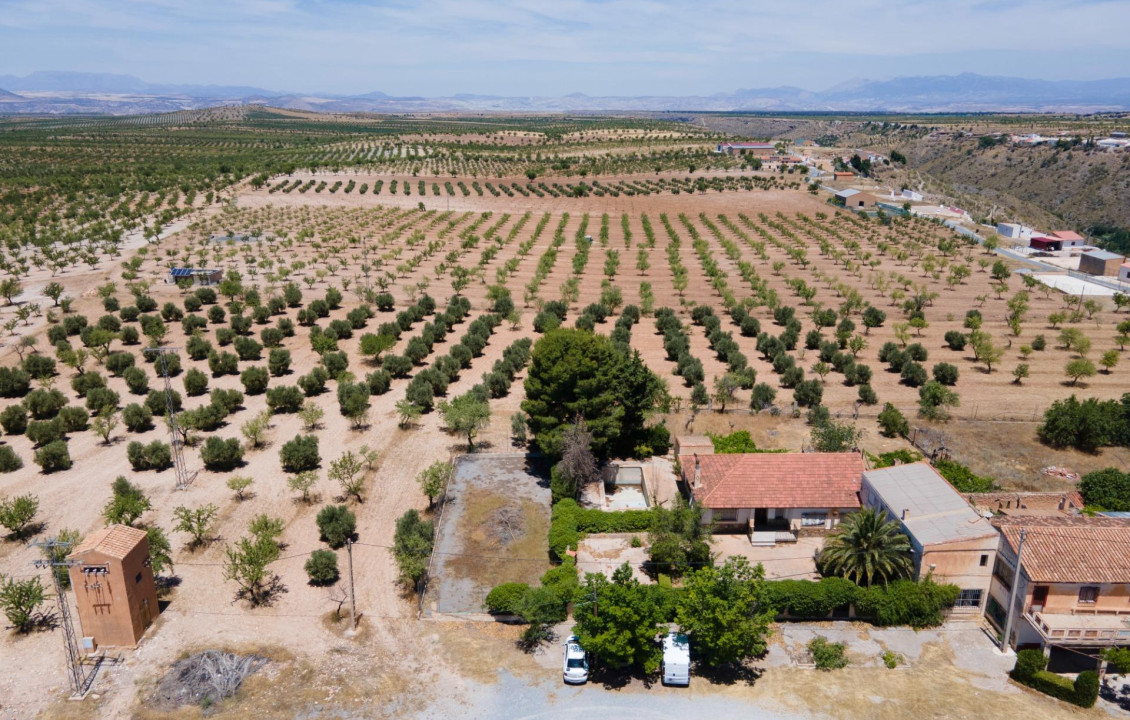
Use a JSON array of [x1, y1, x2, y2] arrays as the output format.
[[1082, 249, 1124, 261], [864, 463, 997, 546]]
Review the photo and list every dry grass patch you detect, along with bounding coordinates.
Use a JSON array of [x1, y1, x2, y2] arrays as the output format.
[[446, 487, 549, 587]]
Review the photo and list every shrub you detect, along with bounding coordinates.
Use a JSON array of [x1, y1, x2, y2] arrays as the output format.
[[266, 385, 304, 414], [70, 370, 105, 398], [0, 367, 31, 398], [281, 435, 320, 472], [304, 550, 340, 585], [268, 348, 291, 376], [105, 352, 135, 376], [122, 403, 153, 432], [240, 367, 270, 395], [1078, 468, 1130, 511], [933, 459, 997, 493], [24, 388, 67, 419], [22, 354, 57, 379], [34, 440, 71, 473], [183, 368, 209, 396], [932, 362, 959, 386], [58, 406, 89, 433], [298, 367, 330, 396], [944, 330, 966, 351], [126, 440, 172, 471], [0, 445, 22, 473], [808, 636, 848, 670], [484, 582, 530, 614], [316, 504, 356, 548], [26, 418, 64, 447], [854, 578, 961, 628], [208, 351, 239, 376], [1011, 650, 1098, 707], [123, 366, 149, 395], [200, 437, 243, 471], [1, 405, 27, 435], [877, 403, 908, 438], [84, 386, 120, 413]]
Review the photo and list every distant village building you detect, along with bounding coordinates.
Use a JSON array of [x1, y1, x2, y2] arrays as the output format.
[[997, 222, 1026, 239], [833, 188, 877, 208], [1119, 263, 1130, 283], [862, 463, 999, 615], [715, 142, 776, 156], [1078, 249, 1126, 277], [832, 171, 855, 181], [900, 189, 923, 202], [1047, 230, 1087, 248], [169, 268, 222, 286], [67, 525, 159, 650]]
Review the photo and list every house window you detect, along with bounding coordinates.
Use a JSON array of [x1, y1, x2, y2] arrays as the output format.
[[135, 572, 143, 584], [980, 554, 989, 567], [717, 508, 738, 522], [801, 512, 827, 527], [955, 589, 983, 608], [1079, 586, 1099, 604]]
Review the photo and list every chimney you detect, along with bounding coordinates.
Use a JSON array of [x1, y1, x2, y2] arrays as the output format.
[[901, 508, 910, 520], [693, 453, 701, 491]]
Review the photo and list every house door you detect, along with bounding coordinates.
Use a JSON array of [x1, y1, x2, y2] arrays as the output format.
[[753, 508, 768, 528], [1031, 585, 1048, 613]]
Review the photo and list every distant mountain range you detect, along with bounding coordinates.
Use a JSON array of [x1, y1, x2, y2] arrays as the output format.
[[1, 71, 1129, 115]]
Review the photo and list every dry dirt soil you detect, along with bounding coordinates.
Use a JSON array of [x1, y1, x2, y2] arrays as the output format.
[[1, 174, 1126, 719]]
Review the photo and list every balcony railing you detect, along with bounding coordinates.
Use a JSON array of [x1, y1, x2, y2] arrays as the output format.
[[1026, 607, 1130, 645]]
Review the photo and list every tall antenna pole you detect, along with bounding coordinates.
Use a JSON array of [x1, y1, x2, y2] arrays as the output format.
[[145, 346, 191, 490], [31, 539, 90, 698], [1000, 527, 1027, 654]]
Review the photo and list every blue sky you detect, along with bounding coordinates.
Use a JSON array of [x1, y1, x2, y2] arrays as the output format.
[[0, 0, 1127, 95]]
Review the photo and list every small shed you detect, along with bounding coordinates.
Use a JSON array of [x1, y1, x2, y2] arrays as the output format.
[[673, 435, 714, 458], [67, 524, 159, 649], [1029, 236, 1061, 252], [834, 188, 877, 208], [170, 267, 222, 286], [1119, 263, 1130, 283], [832, 171, 855, 181], [1079, 249, 1126, 277]]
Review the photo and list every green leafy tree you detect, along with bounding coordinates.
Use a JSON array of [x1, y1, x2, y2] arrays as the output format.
[[676, 556, 774, 666], [328, 450, 366, 502], [0, 493, 39, 539], [522, 328, 663, 459], [1065, 358, 1096, 385], [877, 403, 909, 438], [418, 460, 454, 509], [810, 418, 862, 452], [438, 392, 491, 450], [316, 505, 357, 548], [1078, 468, 1130, 511], [288, 471, 319, 503], [223, 533, 282, 606], [173, 504, 219, 549], [305, 549, 339, 585], [146, 526, 173, 575], [819, 508, 912, 586], [572, 563, 665, 671], [393, 509, 434, 590], [0, 574, 44, 632], [102, 476, 150, 526]]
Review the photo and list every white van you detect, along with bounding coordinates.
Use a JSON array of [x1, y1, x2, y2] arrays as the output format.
[[661, 632, 690, 686]]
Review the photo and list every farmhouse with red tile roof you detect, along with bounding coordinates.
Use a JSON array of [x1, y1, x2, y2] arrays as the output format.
[[678, 452, 863, 536]]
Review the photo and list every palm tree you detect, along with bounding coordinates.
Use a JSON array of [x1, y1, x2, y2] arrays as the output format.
[[819, 508, 913, 586]]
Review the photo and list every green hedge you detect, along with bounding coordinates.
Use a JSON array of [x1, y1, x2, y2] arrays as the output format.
[[933, 458, 998, 493], [484, 582, 529, 614], [1011, 649, 1098, 708], [548, 499, 653, 560], [762, 576, 960, 628]]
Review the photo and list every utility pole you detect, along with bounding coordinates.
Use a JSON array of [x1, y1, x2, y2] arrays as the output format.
[[346, 538, 356, 631], [1000, 527, 1027, 654], [145, 346, 191, 490], [31, 539, 90, 698]]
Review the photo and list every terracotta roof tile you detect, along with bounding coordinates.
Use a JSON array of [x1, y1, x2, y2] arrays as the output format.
[[680, 453, 862, 509], [68, 524, 147, 561], [995, 516, 1130, 584]]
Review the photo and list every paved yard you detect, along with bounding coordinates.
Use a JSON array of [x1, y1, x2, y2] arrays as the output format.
[[712, 535, 823, 580], [576, 534, 651, 582], [425, 453, 551, 615]]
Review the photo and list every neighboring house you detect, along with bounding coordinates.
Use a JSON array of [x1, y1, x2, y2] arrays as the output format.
[[832, 171, 855, 181], [169, 267, 222, 286], [861, 463, 999, 615], [680, 452, 863, 544], [715, 142, 776, 156], [989, 517, 1130, 662], [1047, 230, 1087, 248], [833, 188, 877, 208], [1119, 262, 1130, 283], [997, 222, 1024, 239], [1079, 249, 1126, 277], [901, 189, 923, 202]]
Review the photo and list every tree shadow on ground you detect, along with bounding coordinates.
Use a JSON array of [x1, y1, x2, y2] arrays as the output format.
[[694, 661, 764, 686]]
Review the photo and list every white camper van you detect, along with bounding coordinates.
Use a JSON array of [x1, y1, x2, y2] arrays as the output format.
[[661, 632, 690, 686]]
